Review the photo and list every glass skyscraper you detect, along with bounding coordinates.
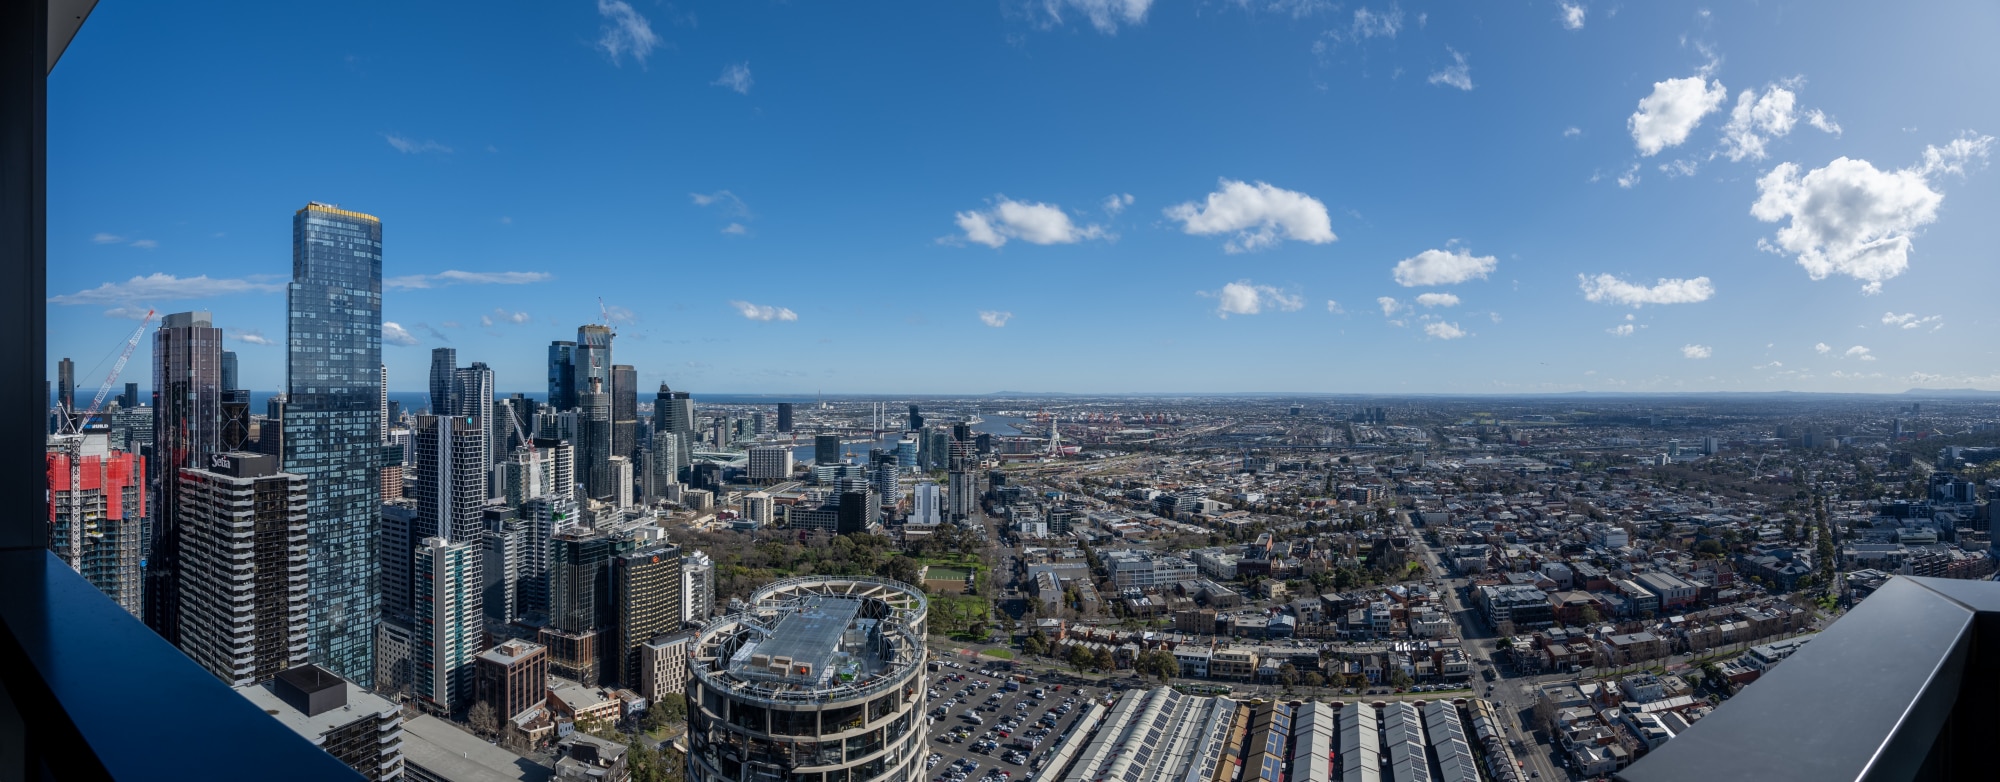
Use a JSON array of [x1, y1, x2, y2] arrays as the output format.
[[283, 202, 384, 687]]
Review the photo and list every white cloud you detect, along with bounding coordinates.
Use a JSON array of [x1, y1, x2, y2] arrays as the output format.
[[1608, 323, 1635, 336], [1560, 2, 1585, 30], [1577, 274, 1714, 306], [92, 232, 124, 244], [1165, 179, 1335, 252], [1805, 109, 1842, 136], [1913, 133, 1996, 178], [385, 270, 551, 289], [1415, 292, 1460, 308], [1659, 159, 1698, 178], [721, 223, 748, 235], [952, 197, 1108, 248], [232, 329, 276, 346], [382, 322, 420, 346], [1427, 48, 1474, 91], [1717, 85, 1797, 162], [1563, 126, 1582, 138], [1616, 164, 1642, 188], [596, 0, 660, 66], [382, 133, 452, 154], [730, 301, 798, 322], [1102, 193, 1134, 216], [489, 308, 532, 325], [713, 63, 753, 94], [690, 190, 750, 216], [1203, 280, 1304, 319], [1325, 300, 1345, 314], [1814, 342, 1832, 354], [1682, 344, 1712, 359], [1629, 75, 1727, 156], [1750, 143, 1977, 292], [1391, 247, 1497, 287], [49, 273, 284, 305], [1351, 5, 1404, 38], [1376, 296, 1404, 316], [1881, 312, 1943, 330], [128, 239, 159, 249], [979, 310, 1013, 328], [1424, 321, 1467, 340], [1845, 345, 1876, 361], [1043, 0, 1154, 34]]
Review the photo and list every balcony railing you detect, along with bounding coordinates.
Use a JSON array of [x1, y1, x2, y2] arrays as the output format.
[[1617, 575, 2000, 782]]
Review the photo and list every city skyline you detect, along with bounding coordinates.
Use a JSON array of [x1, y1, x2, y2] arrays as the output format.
[[43, 1, 2000, 396]]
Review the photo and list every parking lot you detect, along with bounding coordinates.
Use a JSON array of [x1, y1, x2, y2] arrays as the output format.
[[919, 660, 1109, 782]]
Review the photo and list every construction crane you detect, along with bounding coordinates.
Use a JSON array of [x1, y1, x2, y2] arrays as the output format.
[[59, 309, 154, 435], [51, 309, 153, 571]]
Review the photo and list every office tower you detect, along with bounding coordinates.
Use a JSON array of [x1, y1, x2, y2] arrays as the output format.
[[427, 347, 457, 416], [814, 434, 842, 466], [952, 422, 971, 443], [120, 381, 140, 409], [481, 507, 528, 625], [912, 482, 941, 526], [776, 402, 793, 434], [948, 458, 977, 522], [547, 341, 578, 411], [748, 445, 794, 483], [924, 430, 949, 471], [46, 430, 146, 615], [284, 202, 385, 686], [147, 309, 224, 644], [681, 550, 715, 624], [108, 401, 152, 454], [612, 363, 637, 459], [643, 432, 681, 501], [498, 437, 574, 508], [578, 378, 613, 500], [573, 324, 613, 407], [452, 361, 494, 478], [256, 394, 287, 457], [654, 384, 696, 474], [974, 432, 992, 454], [57, 356, 75, 413], [908, 404, 923, 431], [414, 536, 480, 712], [234, 666, 405, 781], [896, 438, 918, 474], [379, 504, 418, 623], [377, 364, 388, 442], [837, 490, 880, 534], [475, 640, 550, 723], [610, 456, 634, 508], [544, 529, 622, 683], [220, 389, 251, 451], [520, 493, 580, 619], [176, 452, 309, 686], [611, 540, 682, 687], [748, 413, 765, 437], [414, 415, 486, 545], [871, 452, 901, 508], [489, 397, 518, 468]]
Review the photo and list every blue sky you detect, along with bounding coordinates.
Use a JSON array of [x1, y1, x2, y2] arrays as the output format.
[[45, 1, 2000, 395]]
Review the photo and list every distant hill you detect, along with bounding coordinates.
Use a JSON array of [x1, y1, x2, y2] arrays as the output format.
[[1901, 388, 2000, 398]]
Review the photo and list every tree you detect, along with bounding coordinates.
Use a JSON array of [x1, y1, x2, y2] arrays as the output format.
[[645, 693, 686, 733], [1578, 605, 1601, 626], [468, 701, 498, 737], [1302, 672, 1325, 690], [1067, 645, 1092, 672], [1387, 670, 1414, 692], [1278, 663, 1300, 690]]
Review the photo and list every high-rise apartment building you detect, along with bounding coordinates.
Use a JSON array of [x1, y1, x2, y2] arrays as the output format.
[[911, 481, 941, 526], [379, 504, 419, 624], [414, 415, 487, 545], [546, 340, 577, 411], [520, 493, 581, 619], [682, 550, 715, 625], [611, 541, 682, 688], [176, 452, 309, 687], [872, 454, 901, 508], [908, 404, 923, 431], [655, 384, 696, 476], [543, 529, 621, 683], [814, 434, 842, 466], [748, 445, 794, 483], [284, 202, 384, 686], [573, 325, 614, 411], [46, 431, 145, 615], [776, 402, 793, 433], [642, 431, 681, 502], [480, 507, 529, 625], [147, 309, 223, 645], [578, 378, 614, 500], [948, 458, 978, 522], [235, 665, 405, 782], [451, 362, 494, 481], [414, 536, 481, 712], [427, 347, 457, 416], [612, 363, 637, 461]]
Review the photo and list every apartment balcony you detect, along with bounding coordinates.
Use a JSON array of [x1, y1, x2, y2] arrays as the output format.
[[1618, 575, 2000, 782]]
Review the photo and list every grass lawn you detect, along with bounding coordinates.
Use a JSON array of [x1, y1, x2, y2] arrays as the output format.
[[981, 648, 1015, 659], [927, 567, 971, 581]]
